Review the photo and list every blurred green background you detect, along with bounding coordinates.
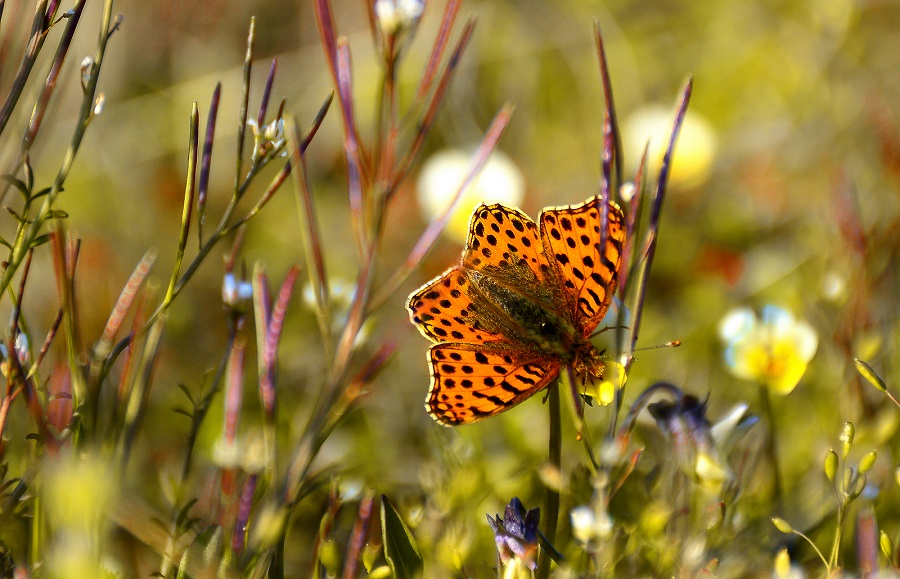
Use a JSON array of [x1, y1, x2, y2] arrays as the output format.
[[0, 0, 897, 574]]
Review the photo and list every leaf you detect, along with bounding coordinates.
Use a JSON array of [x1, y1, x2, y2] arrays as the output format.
[[177, 382, 196, 405], [175, 498, 199, 529], [381, 495, 422, 579], [32, 187, 52, 200], [176, 524, 226, 579], [97, 335, 135, 385], [4, 207, 23, 222], [1, 175, 29, 200], [47, 209, 69, 220], [31, 234, 52, 248], [171, 407, 194, 419]]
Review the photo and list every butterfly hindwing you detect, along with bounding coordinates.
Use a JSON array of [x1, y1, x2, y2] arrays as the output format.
[[426, 342, 562, 425]]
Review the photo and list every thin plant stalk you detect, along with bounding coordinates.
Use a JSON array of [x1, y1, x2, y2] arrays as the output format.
[[288, 118, 333, 362], [759, 386, 784, 513], [165, 102, 199, 305], [369, 102, 514, 312], [0, 0, 116, 299], [537, 383, 562, 579]]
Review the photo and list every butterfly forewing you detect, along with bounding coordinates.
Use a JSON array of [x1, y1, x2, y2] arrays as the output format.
[[539, 198, 626, 335], [407, 266, 508, 344], [463, 204, 552, 288], [426, 343, 562, 425]]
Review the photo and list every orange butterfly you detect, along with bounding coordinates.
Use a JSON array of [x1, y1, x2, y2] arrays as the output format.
[[407, 197, 626, 425]]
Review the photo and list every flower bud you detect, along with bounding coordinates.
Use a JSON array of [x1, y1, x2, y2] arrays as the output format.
[[842, 467, 855, 496], [855, 359, 887, 393], [840, 422, 855, 458], [824, 449, 838, 482], [772, 517, 794, 534], [880, 530, 894, 562], [318, 538, 341, 575], [858, 450, 877, 474], [774, 547, 791, 578], [848, 473, 866, 501]]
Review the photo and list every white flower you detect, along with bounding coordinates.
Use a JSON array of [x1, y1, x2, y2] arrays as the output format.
[[570, 505, 613, 544], [375, 0, 425, 35], [222, 272, 253, 307], [416, 149, 525, 244]]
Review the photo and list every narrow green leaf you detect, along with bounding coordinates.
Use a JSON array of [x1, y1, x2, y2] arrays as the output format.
[[381, 495, 422, 579], [1, 175, 29, 199], [4, 206, 23, 222], [177, 383, 196, 405], [176, 524, 225, 579], [171, 407, 195, 419], [32, 187, 53, 200], [31, 234, 52, 247], [175, 498, 199, 529]]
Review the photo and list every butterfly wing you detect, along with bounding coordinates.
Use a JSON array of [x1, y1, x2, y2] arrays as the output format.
[[407, 266, 508, 344], [426, 342, 562, 425], [462, 204, 553, 289], [539, 197, 626, 335]]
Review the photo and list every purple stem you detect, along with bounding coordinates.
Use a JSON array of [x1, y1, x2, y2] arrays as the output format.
[[256, 58, 277, 127], [197, 83, 221, 242]]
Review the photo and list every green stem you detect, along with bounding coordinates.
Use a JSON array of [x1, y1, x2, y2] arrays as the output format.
[[759, 385, 784, 513], [829, 504, 844, 571], [537, 384, 561, 578], [0, 0, 115, 299]]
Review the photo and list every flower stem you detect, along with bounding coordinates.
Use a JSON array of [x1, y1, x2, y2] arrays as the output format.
[[537, 384, 561, 578], [759, 385, 784, 513]]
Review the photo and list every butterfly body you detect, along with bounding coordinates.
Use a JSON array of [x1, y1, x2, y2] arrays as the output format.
[[408, 197, 625, 425]]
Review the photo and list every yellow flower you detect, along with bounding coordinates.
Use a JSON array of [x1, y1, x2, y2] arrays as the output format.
[[623, 106, 717, 189], [583, 361, 627, 406], [416, 149, 525, 244], [718, 305, 818, 395]]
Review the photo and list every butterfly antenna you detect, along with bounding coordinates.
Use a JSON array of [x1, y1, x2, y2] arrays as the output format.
[[601, 340, 681, 360], [589, 325, 629, 339]]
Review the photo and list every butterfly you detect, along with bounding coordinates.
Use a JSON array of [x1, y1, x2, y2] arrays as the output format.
[[407, 196, 626, 425]]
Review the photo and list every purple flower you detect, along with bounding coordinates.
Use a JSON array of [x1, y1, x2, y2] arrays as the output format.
[[486, 497, 540, 570]]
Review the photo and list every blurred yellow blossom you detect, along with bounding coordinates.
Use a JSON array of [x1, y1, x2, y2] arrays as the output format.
[[718, 305, 818, 395], [623, 106, 717, 189], [416, 149, 525, 244], [583, 360, 627, 406]]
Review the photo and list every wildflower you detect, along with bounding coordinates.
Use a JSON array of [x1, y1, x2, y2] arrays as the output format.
[[247, 117, 285, 161], [582, 360, 626, 406], [0, 332, 31, 377], [374, 0, 425, 36], [570, 505, 613, 545], [222, 272, 253, 308], [648, 393, 756, 490], [80, 56, 94, 89], [486, 497, 540, 572], [649, 394, 726, 488], [718, 305, 818, 395], [417, 148, 525, 244], [773, 547, 806, 579], [623, 105, 717, 189]]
